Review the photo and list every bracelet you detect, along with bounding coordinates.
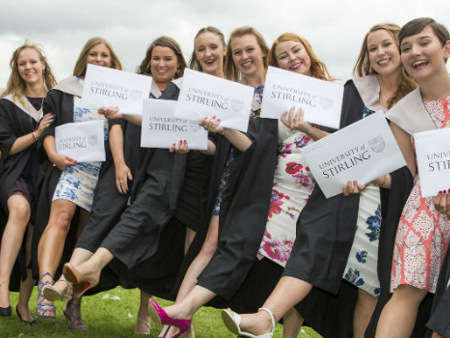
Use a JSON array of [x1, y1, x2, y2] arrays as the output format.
[[32, 132, 39, 142], [220, 128, 228, 136]]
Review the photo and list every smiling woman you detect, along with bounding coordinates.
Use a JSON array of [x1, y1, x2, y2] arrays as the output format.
[[0, 42, 56, 324]]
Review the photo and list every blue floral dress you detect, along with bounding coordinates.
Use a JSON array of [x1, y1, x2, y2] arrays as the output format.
[[52, 96, 108, 212], [342, 106, 381, 297]]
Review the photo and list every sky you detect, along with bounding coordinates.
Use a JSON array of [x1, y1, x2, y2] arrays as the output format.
[[0, 0, 449, 86]]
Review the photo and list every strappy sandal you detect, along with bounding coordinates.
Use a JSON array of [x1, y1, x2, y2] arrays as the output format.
[[134, 317, 151, 335], [63, 297, 87, 330], [43, 279, 73, 307], [221, 307, 276, 338], [36, 272, 56, 319]]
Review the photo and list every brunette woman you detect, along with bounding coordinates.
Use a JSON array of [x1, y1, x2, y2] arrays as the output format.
[[149, 26, 278, 338], [376, 17, 450, 338], [0, 43, 56, 324]]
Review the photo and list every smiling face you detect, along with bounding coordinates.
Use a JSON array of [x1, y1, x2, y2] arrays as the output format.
[[230, 34, 266, 78], [17, 47, 45, 88], [150, 46, 179, 89], [194, 31, 226, 76], [86, 43, 112, 68], [400, 26, 450, 83], [275, 40, 312, 76], [367, 29, 401, 77]]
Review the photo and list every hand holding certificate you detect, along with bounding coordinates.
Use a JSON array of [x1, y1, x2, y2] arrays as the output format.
[[414, 128, 450, 198], [301, 112, 406, 198], [81, 64, 152, 115], [174, 69, 254, 132], [261, 66, 343, 129], [141, 99, 208, 150], [55, 120, 106, 162]]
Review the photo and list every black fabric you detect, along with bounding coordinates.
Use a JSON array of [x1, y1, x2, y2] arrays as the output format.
[[0, 98, 41, 289], [99, 82, 186, 270], [283, 79, 362, 294], [197, 117, 278, 299]]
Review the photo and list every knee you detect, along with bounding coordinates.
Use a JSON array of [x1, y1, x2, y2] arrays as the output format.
[[49, 209, 73, 231], [8, 201, 31, 225]]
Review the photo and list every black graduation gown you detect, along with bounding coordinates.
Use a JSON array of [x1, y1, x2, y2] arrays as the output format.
[[31, 80, 112, 279], [0, 97, 41, 289], [196, 116, 278, 299]]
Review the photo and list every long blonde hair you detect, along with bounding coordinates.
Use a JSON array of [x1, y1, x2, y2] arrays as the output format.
[[2, 42, 57, 107], [354, 23, 417, 108], [73, 37, 122, 77]]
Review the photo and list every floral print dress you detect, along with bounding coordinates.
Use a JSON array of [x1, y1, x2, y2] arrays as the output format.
[[391, 97, 450, 293], [52, 95, 108, 212], [258, 119, 315, 267]]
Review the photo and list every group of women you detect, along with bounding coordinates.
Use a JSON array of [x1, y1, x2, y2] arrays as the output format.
[[0, 16, 449, 338]]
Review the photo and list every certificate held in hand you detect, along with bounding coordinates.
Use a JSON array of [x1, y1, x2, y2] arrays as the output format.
[[301, 112, 406, 198], [261, 66, 343, 129], [174, 69, 254, 133], [141, 99, 208, 150], [81, 64, 152, 115], [55, 120, 106, 162], [414, 128, 450, 197]]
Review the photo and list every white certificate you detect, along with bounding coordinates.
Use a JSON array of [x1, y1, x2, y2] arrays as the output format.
[[141, 99, 208, 150], [261, 66, 343, 129], [414, 128, 450, 197], [174, 68, 254, 132], [81, 64, 152, 115], [301, 112, 406, 198], [55, 120, 105, 162]]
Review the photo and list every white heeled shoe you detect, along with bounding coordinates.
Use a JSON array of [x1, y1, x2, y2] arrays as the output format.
[[221, 307, 276, 338]]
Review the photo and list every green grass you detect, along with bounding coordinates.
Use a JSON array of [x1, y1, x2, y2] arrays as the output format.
[[1, 286, 322, 337]]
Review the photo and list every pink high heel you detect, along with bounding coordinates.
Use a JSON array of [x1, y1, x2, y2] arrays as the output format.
[[62, 263, 99, 298], [148, 298, 191, 338]]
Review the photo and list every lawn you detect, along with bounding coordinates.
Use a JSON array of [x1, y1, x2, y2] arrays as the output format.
[[1, 286, 322, 337]]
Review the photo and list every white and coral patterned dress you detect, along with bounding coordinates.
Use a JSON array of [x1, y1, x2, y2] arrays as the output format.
[[258, 119, 315, 267], [391, 97, 450, 293]]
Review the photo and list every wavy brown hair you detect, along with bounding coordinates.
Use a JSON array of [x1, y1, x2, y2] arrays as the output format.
[[268, 32, 331, 81], [354, 23, 417, 108], [2, 42, 57, 108], [73, 37, 122, 77], [136, 36, 186, 79], [225, 26, 269, 82]]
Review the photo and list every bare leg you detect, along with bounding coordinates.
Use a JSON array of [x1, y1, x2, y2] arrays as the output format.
[[159, 216, 219, 337], [37, 199, 77, 317], [282, 308, 303, 338], [15, 223, 35, 322], [38, 200, 77, 278], [0, 194, 30, 309], [159, 285, 216, 338], [236, 276, 313, 336], [353, 288, 377, 338], [375, 284, 428, 337], [184, 228, 196, 255], [135, 290, 151, 334]]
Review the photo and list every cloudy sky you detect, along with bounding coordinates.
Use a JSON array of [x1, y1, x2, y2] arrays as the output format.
[[0, 0, 449, 86]]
